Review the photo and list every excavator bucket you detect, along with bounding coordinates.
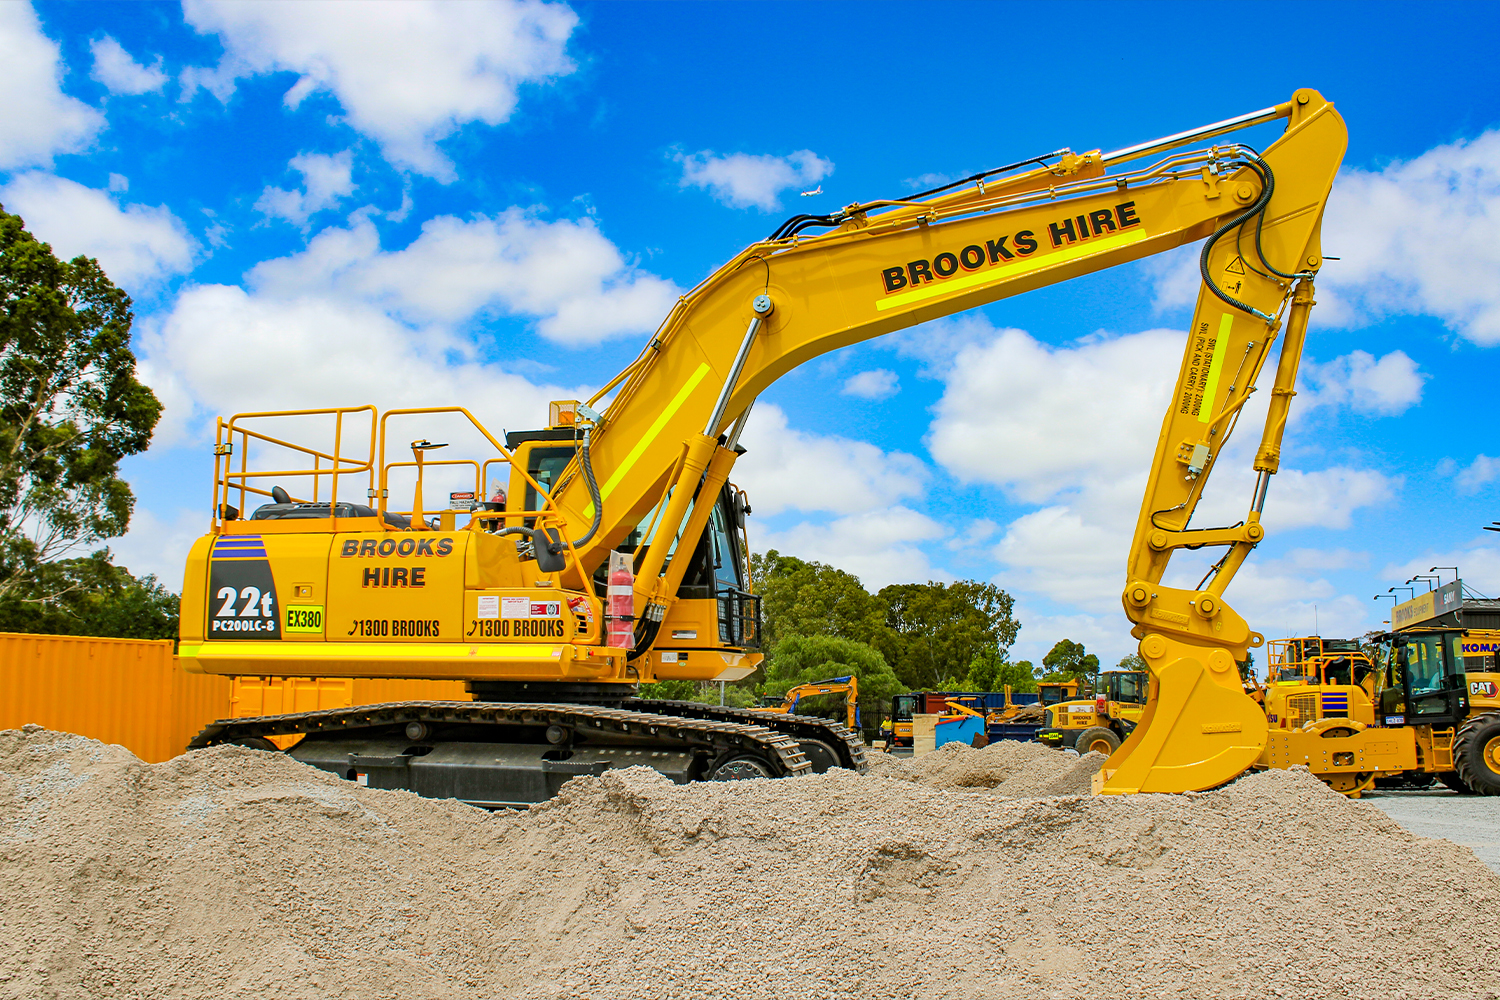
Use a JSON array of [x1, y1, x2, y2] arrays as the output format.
[[1093, 634, 1267, 794]]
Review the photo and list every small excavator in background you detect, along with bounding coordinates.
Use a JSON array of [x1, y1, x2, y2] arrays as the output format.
[[181, 90, 1348, 803], [750, 676, 859, 770]]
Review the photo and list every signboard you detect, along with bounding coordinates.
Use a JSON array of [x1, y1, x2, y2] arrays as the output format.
[[1392, 579, 1463, 629]]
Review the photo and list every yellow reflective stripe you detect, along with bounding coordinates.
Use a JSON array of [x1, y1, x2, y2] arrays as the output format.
[[184, 642, 563, 660], [1198, 313, 1233, 423], [875, 228, 1148, 312], [584, 362, 711, 519]]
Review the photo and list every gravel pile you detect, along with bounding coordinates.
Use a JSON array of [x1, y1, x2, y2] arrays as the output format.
[[3, 725, 1497, 1000], [868, 738, 1108, 796]]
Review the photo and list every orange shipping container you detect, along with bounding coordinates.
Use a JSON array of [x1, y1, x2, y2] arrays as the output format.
[[1, 633, 474, 762], [0, 632, 232, 763]]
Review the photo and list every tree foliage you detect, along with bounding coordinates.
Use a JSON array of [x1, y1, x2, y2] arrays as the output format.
[[637, 678, 758, 708], [761, 634, 904, 719], [0, 551, 178, 640], [0, 206, 161, 600], [750, 550, 887, 649], [751, 550, 1020, 694], [875, 580, 1019, 690], [1039, 639, 1099, 682], [1116, 653, 1146, 671], [964, 651, 1037, 693]]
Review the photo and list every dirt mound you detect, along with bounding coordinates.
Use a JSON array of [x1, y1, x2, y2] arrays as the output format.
[[3, 725, 1497, 1000], [872, 739, 1107, 796]]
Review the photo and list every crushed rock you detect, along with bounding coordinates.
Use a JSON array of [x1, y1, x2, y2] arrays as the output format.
[[2, 725, 1497, 1000], [869, 738, 1108, 796]]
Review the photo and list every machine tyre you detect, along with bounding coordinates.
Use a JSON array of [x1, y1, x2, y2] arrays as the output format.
[[1074, 726, 1121, 756], [1437, 770, 1476, 795], [1453, 711, 1500, 796], [708, 755, 777, 781], [796, 739, 843, 774], [219, 736, 279, 752]]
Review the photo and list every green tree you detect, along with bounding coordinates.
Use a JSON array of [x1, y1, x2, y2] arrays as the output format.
[[637, 678, 758, 708], [876, 580, 1019, 690], [0, 206, 161, 600], [962, 648, 1037, 693], [761, 634, 905, 720], [0, 551, 177, 640], [1039, 639, 1099, 683], [750, 550, 888, 651], [1117, 653, 1146, 671]]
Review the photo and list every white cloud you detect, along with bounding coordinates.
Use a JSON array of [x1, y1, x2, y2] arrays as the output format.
[[733, 404, 926, 517], [138, 284, 572, 451], [675, 149, 833, 211], [1008, 604, 1136, 672], [752, 507, 949, 592], [994, 505, 1123, 610], [0, 173, 194, 288], [138, 207, 676, 446], [841, 369, 899, 401], [1299, 349, 1426, 416], [89, 35, 167, 95], [245, 212, 679, 345], [107, 507, 208, 588], [929, 325, 1178, 502], [1455, 455, 1500, 495], [107, 172, 128, 193], [1149, 131, 1500, 345], [921, 319, 1393, 619], [0, 2, 103, 169], [905, 172, 958, 192], [255, 150, 356, 225], [1384, 542, 1500, 601], [181, 0, 578, 180]]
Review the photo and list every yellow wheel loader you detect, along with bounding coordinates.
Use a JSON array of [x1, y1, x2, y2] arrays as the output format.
[[1254, 631, 1500, 796], [1036, 670, 1149, 756], [181, 90, 1349, 804]]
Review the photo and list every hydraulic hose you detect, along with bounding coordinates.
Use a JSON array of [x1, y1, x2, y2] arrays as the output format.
[[766, 149, 1068, 241], [569, 426, 603, 548], [1198, 158, 1277, 323]]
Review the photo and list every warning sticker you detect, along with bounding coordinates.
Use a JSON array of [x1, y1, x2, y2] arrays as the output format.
[[501, 596, 529, 618], [477, 595, 499, 619]]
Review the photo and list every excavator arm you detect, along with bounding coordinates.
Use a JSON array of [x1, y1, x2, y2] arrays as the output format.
[[551, 89, 1346, 794]]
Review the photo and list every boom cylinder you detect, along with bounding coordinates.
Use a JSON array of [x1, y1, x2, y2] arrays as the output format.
[[1254, 278, 1316, 474]]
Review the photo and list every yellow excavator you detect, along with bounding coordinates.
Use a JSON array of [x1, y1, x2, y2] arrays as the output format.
[[182, 89, 1347, 804], [750, 676, 859, 768]]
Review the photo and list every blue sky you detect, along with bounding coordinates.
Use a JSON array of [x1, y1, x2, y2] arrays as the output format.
[[4, 0, 1500, 667]]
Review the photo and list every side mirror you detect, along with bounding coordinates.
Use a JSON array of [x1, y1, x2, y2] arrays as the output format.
[[532, 528, 566, 574], [733, 492, 751, 529]]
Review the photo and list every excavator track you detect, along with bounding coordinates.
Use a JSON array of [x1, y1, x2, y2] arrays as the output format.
[[189, 701, 812, 807], [625, 698, 868, 774]]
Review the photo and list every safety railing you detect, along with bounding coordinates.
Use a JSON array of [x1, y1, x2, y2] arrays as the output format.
[[214, 406, 377, 524], [211, 403, 591, 587]]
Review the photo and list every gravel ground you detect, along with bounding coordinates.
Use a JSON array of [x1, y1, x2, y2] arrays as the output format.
[[1359, 789, 1500, 874]]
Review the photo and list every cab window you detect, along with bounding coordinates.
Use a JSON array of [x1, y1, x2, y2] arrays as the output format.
[[524, 446, 575, 511]]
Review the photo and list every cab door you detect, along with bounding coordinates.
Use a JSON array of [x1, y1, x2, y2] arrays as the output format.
[[1401, 633, 1468, 728]]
